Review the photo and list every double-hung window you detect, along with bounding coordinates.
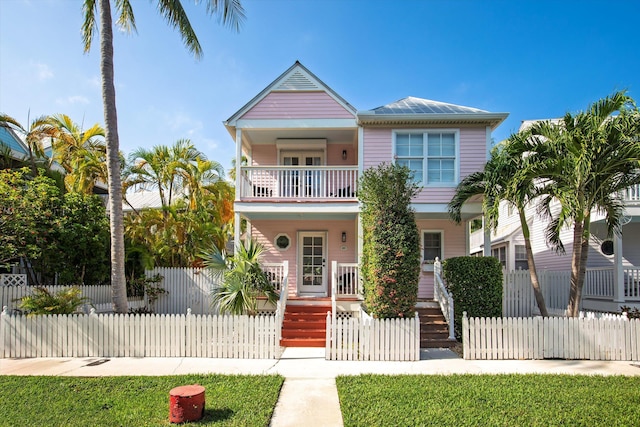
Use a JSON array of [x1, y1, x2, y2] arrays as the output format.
[[395, 131, 457, 186], [422, 231, 443, 263]]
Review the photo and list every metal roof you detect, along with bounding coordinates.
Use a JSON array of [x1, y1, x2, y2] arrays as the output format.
[[368, 96, 489, 115]]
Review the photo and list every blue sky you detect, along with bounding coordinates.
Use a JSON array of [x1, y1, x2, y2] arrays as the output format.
[[1, 0, 639, 173]]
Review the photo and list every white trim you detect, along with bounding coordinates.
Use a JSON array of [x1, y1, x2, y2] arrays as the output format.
[[392, 128, 460, 188]]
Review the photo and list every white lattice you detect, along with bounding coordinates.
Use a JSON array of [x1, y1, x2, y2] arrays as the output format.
[[0, 274, 27, 287], [336, 311, 353, 319]]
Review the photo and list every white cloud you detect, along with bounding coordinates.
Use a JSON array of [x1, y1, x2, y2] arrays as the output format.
[[32, 62, 53, 81], [56, 95, 90, 106]]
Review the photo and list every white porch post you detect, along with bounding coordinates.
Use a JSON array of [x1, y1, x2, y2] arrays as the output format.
[[483, 215, 492, 257], [234, 128, 243, 252], [613, 232, 625, 303]]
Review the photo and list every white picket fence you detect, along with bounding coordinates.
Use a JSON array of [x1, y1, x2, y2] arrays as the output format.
[[325, 313, 420, 361], [0, 308, 281, 359], [147, 267, 220, 315], [462, 312, 640, 361], [504, 270, 572, 317]]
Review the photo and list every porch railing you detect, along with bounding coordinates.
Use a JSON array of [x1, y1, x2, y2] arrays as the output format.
[[622, 184, 640, 204], [584, 267, 615, 299], [433, 258, 455, 341], [240, 166, 358, 200], [334, 262, 360, 297], [263, 262, 287, 293]]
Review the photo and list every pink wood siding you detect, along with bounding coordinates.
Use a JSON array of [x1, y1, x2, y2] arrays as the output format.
[[363, 127, 487, 203], [241, 92, 354, 119], [251, 219, 357, 297], [416, 219, 468, 299], [251, 145, 276, 165]]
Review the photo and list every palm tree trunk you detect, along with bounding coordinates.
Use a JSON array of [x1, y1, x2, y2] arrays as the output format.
[[567, 219, 584, 317], [99, 0, 128, 313], [520, 210, 548, 316]]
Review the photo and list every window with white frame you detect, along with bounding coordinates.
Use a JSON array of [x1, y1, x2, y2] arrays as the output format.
[[515, 244, 528, 270], [422, 231, 443, 263], [395, 131, 457, 185], [492, 246, 507, 269]]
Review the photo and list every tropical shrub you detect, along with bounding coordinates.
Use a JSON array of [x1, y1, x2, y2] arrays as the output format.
[[0, 168, 110, 285], [442, 256, 503, 339], [202, 239, 277, 315], [359, 163, 420, 318], [17, 287, 89, 316]]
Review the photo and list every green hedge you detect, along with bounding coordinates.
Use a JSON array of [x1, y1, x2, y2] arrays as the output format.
[[442, 256, 503, 339], [359, 163, 420, 318]]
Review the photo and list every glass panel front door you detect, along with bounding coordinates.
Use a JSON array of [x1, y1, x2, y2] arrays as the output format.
[[298, 232, 327, 295]]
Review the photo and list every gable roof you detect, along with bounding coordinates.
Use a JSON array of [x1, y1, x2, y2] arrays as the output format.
[[358, 96, 508, 129], [0, 126, 29, 159], [224, 61, 357, 130]]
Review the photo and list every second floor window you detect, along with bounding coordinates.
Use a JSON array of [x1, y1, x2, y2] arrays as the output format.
[[395, 131, 457, 186]]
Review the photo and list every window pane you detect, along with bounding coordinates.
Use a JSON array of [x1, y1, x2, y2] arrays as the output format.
[[441, 133, 455, 156], [441, 159, 455, 182], [409, 134, 423, 156], [427, 134, 441, 156], [427, 159, 441, 182]]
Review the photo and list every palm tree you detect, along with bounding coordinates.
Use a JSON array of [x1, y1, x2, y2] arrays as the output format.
[[449, 131, 549, 316], [82, 0, 245, 313], [47, 114, 106, 194], [528, 91, 640, 316], [202, 239, 277, 315], [0, 113, 56, 176]]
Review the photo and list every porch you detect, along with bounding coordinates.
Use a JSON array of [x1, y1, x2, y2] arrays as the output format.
[[239, 166, 358, 201], [503, 267, 640, 316]]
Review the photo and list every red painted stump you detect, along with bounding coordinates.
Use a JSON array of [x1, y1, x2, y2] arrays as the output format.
[[169, 384, 205, 423]]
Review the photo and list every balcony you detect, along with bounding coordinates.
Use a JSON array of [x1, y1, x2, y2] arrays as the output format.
[[239, 166, 358, 201], [623, 184, 640, 205]]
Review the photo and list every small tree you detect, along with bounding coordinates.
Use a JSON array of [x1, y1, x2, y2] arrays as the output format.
[[202, 240, 277, 315], [17, 287, 89, 317], [359, 163, 420, 318]]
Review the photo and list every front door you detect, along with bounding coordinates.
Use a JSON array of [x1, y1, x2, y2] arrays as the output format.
[[298, 232, 327, 296]]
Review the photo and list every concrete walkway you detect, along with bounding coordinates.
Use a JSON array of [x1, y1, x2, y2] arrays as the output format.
[[2, 348, 640, 426]]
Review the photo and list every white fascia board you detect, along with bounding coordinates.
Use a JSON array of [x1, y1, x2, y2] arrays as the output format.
[[357, 112, 509, 129], [235, 118, 357, 129]]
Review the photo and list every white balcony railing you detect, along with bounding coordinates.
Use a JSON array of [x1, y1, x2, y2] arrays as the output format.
[[623, 184, 640, 204], [240, 166, 358, 200]]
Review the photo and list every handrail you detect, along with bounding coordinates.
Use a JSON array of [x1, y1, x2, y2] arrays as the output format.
[[274, 260, 288, 352], [433, 258, 455, 341]]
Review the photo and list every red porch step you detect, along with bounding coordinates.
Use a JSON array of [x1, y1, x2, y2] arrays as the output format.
[[280, 304, 330, 348]]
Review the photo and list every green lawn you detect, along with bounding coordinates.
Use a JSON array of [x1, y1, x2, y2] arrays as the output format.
[[0, 374, 284, 426], [336, 374, 640, 427]]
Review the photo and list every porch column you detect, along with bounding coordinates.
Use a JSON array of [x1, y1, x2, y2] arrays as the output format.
[[235, 128, 242, 199], [483, 215, 491, 257], [234, 213, 241, 252], [613, 233, 625, 303], [357, 213, 363, 263]]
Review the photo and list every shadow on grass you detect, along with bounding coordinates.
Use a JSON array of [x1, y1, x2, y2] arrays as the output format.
[[200, 407, 234, 423]]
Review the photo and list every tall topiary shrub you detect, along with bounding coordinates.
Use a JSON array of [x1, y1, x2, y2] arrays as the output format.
[[442, 256, 503, 339], [359, 163, 420, 318]]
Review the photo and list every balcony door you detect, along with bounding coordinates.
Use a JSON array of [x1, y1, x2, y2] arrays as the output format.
[[280, 151, 324, 197], [298, 232, 327, 296]]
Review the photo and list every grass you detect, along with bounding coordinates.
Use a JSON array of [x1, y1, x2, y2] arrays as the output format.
[[337, 374, 640, 427], [0, 374, 284, 426]]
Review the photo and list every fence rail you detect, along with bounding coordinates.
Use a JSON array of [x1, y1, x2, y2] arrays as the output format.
[[0, 309, 280, 359], [462, 312, 640, 361], [325, 312, 420, 361]]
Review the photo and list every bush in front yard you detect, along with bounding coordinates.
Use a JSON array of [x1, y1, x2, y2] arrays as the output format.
[[442, 256, 503, 339], [359, 163, 420, 318]]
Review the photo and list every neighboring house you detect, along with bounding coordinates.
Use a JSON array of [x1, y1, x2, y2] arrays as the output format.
[[0, 126, 30, 166], [224, 61, 508, 325], [470, 120, 640, 312]]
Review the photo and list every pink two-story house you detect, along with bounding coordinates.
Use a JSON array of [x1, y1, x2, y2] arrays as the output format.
[[224, 62, 508, 346]]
